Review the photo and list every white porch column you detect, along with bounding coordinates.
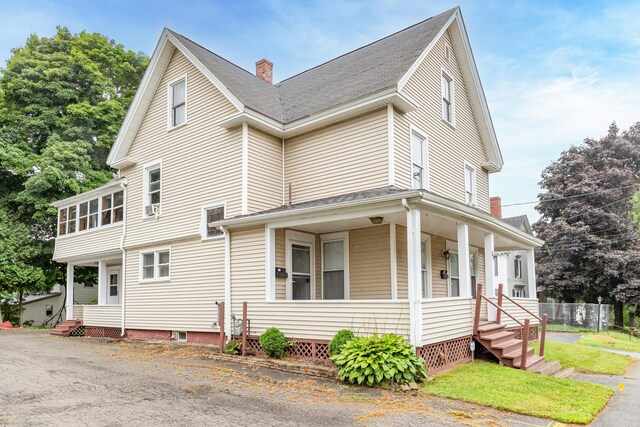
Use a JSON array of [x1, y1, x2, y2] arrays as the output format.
[[265, 226, 276, 302], [65, 264, 74, 320], [526, 248, 537, 299], [457, 223, 471, 298], [97, 260, 107, 306], [484, 233, 496, 321], [406, 207, 423, 347]]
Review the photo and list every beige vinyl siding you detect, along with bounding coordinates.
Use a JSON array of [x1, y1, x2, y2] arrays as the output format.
[[399, 30, 490, 212], [72, 305, 84, 321], [393, 109, 411, 188], [248, 302, 410, 340], [125, 237, 225, 332], [73, 283, 99, 305], [500, 298, 540, 327], [53, 224, 122, 262], [284, 109, 388, 204], [349, 225, 391, 299], [396, 225, 408, 299], [248, 127, 283, 212], [83, 305, 122, 328], [275, 229, 286, 300], [230, 226, 266, 315], [422, 298, 474, 344], [430, 235, 448, 297], [122, 50, 242, 248]]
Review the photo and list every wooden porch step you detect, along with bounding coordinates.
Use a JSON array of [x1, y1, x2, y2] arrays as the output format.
[[477, 323, 504, 333], [49, 329, 67, 336], [491, 338, 522, 351], [513, 355, 545, 371], [502, 347, 534, 360], [554, 367, 575, 379], [479, 330, 515, 343]]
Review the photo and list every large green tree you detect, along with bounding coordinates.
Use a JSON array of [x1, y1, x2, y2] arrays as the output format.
[[0, 27, 147, 292], [534, 123, 640, 327]]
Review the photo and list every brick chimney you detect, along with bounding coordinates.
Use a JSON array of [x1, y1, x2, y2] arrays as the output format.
[[490, 197, 502, 219], [255, 59, 273, 84]]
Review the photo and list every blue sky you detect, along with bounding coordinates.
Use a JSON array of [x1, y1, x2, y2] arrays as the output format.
[[2, 0, 639, 221]]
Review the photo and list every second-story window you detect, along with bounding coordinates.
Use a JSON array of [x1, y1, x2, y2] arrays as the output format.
[[464, 162, 476, 206], [411, 129, 428, 190], [170, 78, 186, 127], [143, 163, 162, 217], [101, 190, 124, 226], [79, 198, 99, 231], [201, 204, 225, 239], [441, 71, 454, 124], [514, 256, 522, 279]]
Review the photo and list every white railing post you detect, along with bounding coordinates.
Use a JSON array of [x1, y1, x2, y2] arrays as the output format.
[[98, 260, 107, 306], [457, 223, 471, 298], [484, 233, 496, 321], [65, 264, 75, 321], [526, 248, 537, 299]]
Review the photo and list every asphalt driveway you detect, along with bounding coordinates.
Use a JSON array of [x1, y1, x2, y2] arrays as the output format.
[[0, 330, 554, 427]]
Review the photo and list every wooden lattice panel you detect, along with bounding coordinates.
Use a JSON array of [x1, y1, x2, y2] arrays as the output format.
[[246, 337, 263, 354], [69, 326, 85, 337], [417, 336, 472, 373], [510, 325, 539, 341], [84, 327, 121, 339], [246, 336, 330, 361]]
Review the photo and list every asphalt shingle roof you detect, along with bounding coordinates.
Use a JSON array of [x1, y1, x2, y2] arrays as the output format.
[[168, 7, 457, 123]]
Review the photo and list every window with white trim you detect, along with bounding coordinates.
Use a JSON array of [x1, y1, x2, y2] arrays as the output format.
[[170, 78, 186, 127], [57, 205, 77, 236], [493, 256, 499, 276], [447, 248, 477, 298], [321, 232, 348, 300], [286, 231, 315, 301], [201, 204, 225, 239], [441, 71, 454, 123], [78, 198, 99, 231], [101, 190, 124, 226], [143, 162, 162, 216], [141, 249, 170, 281], [46, 305, 53, 316], [464, 163, 476, 206], [411, 129, 428, 190], [514, 256, 522, 279], [420, 236, 432, 299]]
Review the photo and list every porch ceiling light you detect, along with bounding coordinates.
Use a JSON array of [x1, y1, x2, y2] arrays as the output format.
[[369, 216, 384, 225]]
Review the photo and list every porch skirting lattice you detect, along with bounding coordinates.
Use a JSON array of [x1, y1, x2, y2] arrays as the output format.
[[84, 326, 121, 339], [246, 336, 330, 361], [416, 336, 473, 373]]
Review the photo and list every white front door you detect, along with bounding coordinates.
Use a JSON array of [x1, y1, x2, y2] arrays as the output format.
[[107, 267, 121, 305]]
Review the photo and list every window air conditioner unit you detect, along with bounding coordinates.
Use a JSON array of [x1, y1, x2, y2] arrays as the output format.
[[145, 204, 159, 217]]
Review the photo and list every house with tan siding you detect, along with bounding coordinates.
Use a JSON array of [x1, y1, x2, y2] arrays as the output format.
[[50, 7, 546, 371]]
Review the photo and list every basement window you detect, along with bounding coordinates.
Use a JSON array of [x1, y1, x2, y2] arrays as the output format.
[[176, 331, 187, 342]]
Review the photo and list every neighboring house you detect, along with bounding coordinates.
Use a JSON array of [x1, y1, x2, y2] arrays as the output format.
[[488, 198, 536, 298], [2, 284, 97, 327], [51, 7, 543, 370]]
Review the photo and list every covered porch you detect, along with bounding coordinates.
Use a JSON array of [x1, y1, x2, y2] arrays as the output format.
[[220, 188, 543, 352]]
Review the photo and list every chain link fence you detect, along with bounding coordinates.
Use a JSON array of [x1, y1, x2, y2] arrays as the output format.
[[539, 302, 611, 332]]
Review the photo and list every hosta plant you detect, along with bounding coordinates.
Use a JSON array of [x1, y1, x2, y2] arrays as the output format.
[[328, 329, 355, 356], [331, 333, 426, 386]]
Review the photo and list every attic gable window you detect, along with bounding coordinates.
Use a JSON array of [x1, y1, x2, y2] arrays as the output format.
[[169, 76, 186, 128], [441, 70, 454, 124]]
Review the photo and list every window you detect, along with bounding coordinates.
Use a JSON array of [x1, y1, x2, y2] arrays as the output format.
[[140, 249, 170, 281], [78, 198, 99, 231], [411, 129, 428, 190], [447, 248, 477, 297], [143, 162, 162, 216], [493, 256, 498, 276], [101, 190, 124, 226], [321, 233, 348, 300], [170, 78, 186, 127], [57, 206, 77, 236], [286, 231, 315, 300], [464, 163, 476, 206], [514, 256, 522, 279], [441, 71, 454, 123], [58, 208, 67, 236], [46, 305, 53, 316], [201, 204, 225, 239], [421, 235, 432, 299], [175, 331, 187, 342]]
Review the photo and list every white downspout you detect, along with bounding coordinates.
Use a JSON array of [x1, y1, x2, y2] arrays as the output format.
[[221, 225, 232, 338], [119, 178, 128, 337]]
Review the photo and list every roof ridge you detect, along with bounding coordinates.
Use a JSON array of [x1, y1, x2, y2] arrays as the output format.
[[276, 7, 458, 86], [167, 28, 277, 89]]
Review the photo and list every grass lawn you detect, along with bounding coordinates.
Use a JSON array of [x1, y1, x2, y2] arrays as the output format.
[[531, 340, 634, 375], [577, 331, 640, 353], [423, 361, 613, 424], [546, 323, 594, 333]]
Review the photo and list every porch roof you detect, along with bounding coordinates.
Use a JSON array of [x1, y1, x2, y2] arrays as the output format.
[[211, 187, 545, 248]]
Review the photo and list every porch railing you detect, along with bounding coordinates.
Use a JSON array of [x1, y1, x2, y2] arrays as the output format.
[[473, 283, 548, 369]]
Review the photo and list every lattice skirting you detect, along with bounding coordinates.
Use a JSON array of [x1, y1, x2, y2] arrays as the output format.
[[416, 336, 472, 373], [508, 325, 539, 341], [69, 326, 85, 337], [246, 336, 330, 361], [84, 326, 122, 339]]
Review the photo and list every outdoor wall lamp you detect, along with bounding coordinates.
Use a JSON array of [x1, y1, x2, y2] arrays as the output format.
[[442, 250, 451, 260]]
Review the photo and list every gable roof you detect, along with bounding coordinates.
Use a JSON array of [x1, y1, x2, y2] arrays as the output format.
[[108, 7, 502, 171], [502, 215, 533, 235]]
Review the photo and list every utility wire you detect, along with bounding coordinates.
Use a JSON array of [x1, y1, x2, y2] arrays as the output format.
[[499, 183, 638, 208]]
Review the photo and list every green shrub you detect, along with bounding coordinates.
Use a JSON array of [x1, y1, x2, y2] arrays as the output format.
[[331, 334, 426, 387], [260, 327, 287, 358], [328, 329, 354, 356], [224, 339, 242, 355]]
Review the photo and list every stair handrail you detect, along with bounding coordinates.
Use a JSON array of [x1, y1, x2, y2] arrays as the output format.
[[497, 287, 548, 357], [473, 283, 524, 335]]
